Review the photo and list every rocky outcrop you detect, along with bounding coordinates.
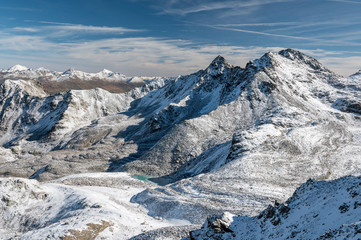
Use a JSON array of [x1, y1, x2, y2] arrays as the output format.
[[190, 176, 361, 240]]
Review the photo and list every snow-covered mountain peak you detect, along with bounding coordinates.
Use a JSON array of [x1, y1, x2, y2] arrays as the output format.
[[60, 68, 73, 75], [278, 48, 329, 72], [208, 55, 232, 70], [61, 68, 77, 75], [58, 68, 128, 81], [100, 69, 113, 74], [95, 69, 126, 79], [7, 64, 29, 72], [35, 67, 51, 72], [209, 55, 230, 67], [278, 48, 303, 58], [206, 55, 232, 76]]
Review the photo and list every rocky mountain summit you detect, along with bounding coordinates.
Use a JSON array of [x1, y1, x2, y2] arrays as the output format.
[[0, 49, 360, 239]]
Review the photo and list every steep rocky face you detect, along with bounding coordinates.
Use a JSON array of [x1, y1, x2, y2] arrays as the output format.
[[0, 80, 132, 149], [128, 49, 361, 223], [0, 77, 168, 179], [124, 49, 356, 181], [190, 176, 361, 240], [0, 80, 68, 148]]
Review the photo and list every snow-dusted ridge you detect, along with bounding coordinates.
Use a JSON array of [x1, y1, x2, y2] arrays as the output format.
[[0, 65, 154, 83], [0, 49, 360, 239], [190, 176, 361, 239]]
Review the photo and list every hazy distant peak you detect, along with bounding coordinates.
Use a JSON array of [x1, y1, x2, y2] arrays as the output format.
[[36, 67, 51, 72], [62, 68, 76, 74], [7, 64, 29, 72], [350, 69, 361, 78], [100, 69, 114, 74]]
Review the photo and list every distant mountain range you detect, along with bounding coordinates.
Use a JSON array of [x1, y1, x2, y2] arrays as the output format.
[[0, 65, 161, 94], [0, 49, 360, 239]]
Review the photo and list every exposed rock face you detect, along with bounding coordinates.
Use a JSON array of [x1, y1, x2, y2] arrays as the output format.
[[190, 176, 361, 240], [127, 49, 361, 223], [0, 77, 168, 179]]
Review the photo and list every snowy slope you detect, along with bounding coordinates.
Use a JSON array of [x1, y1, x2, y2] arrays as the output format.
[[190, 176, 361, 240], [0, 173, 184, 239]]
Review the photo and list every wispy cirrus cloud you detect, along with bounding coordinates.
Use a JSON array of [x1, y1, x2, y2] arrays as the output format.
[[264, 20, 357, 34], [13, 21, 142, 36], [13, 27, 40, 32], [0, 28, 281, 75], [0, 6, 37, 11], [42, 22, 142, 35], [329, 0, 361, 4], [210, 25, 319, 40], [0, 34, 55, 51], [206, 20, 361, 47], [215, 22, 298, 27], [0, 26, 359, 76], [150, 0, 294, 16]]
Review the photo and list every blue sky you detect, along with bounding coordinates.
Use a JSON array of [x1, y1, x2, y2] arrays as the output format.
[[0, 0, 360, 76]]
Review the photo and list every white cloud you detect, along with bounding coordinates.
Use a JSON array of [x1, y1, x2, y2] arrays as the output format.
[[210, 25, 319, 40], [158, 0, 294, 15], [0, 6, 37, 11], [329, 0, 361, 4], [12, 22, 142, 37], [0, 29, 359, 76], [13, 27, 39, 32], [318, 56, 361, 76], [216, 22, 298, 27], [45, 23, 142, 35], [0, 34, 55, 51]]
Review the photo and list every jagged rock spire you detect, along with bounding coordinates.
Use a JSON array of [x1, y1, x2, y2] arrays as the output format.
[[206, 55, 232, 76], [207, 55, 231, 70]]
